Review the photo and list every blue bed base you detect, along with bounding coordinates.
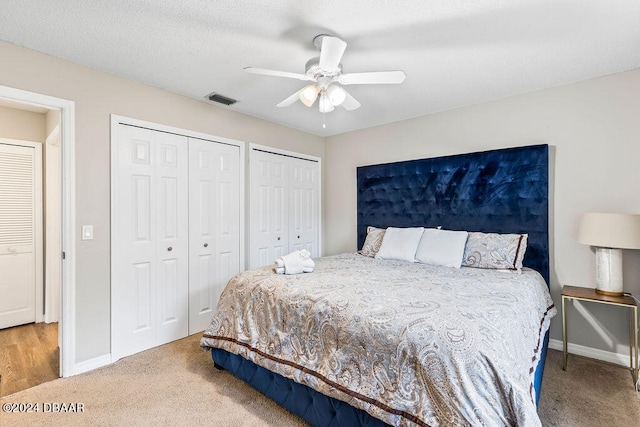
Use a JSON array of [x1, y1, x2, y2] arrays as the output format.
[[211, 348, 390, 427], [210, 145, 551, 426], [212, 333, 549, 426]]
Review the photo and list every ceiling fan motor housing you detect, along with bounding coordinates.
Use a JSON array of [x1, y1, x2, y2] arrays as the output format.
[[305, 57, 342, 79]]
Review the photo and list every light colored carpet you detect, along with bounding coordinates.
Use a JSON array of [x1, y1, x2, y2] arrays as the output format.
[[538, 348, 640, 426], [1, 333, 638, 426]]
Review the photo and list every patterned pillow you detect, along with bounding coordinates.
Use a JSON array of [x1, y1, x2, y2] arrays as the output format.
[[360, 226, 386, 257], [462, 232, 528, 272]]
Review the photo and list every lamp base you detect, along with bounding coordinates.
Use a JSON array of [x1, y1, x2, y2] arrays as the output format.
[[594, 247, 624, 297], [594, 288, 624, 297]]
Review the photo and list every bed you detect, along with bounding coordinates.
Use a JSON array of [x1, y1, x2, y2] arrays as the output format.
[[201, 144, 556, 426]]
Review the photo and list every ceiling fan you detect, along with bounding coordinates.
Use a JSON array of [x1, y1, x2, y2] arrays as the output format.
[[245, 34, 406, 113]]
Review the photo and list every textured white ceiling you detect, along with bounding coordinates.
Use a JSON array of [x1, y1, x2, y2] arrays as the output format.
[[1, 0, 639, 136]]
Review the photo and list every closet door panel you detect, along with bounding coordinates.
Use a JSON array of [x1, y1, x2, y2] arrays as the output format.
[[250, 150, 288, 268], [156, 133, 189, 344], [215, 147, 241, 263], [288, 157, 319, 256], [188, 140, 216, 334], [113, 125, 188, 359], [113, 126, 157, 358], [188, 140, 240, 334], [214, 146, 241, 301]]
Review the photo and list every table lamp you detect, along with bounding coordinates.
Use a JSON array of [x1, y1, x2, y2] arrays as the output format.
[[578, 212, 640, 296]]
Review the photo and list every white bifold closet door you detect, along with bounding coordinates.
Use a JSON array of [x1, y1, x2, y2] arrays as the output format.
[[249, 148, 319, 269], [188, 139, 240, 334], [112, 125, 189, 360], [113, 123, 242, 359]]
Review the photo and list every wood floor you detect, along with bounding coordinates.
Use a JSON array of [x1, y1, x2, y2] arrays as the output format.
[[0, 322, 59, 397]]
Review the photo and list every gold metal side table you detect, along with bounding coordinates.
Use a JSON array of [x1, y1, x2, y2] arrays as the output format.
[[561, 285, 638, 384]]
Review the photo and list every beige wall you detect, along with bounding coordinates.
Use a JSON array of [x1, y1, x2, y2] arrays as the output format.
[[325, 69, 640, 357], [2, 36, 638, 366], [0, 105, 45, 142], [0, 40, 324, 364]]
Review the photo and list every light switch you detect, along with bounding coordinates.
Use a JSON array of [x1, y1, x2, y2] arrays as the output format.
[[82, 225, 93, 240]]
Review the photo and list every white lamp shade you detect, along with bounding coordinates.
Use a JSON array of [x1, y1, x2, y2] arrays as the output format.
[[326, 85, 346, 106], [299, 84, 319, 107], [578, 212, 640, 249], [318, 93, 334, 113]]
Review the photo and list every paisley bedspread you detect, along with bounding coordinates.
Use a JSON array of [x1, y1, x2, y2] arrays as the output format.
[[200, 253, 556, 426]]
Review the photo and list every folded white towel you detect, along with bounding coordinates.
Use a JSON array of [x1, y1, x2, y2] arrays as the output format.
[[274, 250, 315, 275], [282, 251, 304, 275], [301, 257, 314, 272], [299, 249, 311, 259]]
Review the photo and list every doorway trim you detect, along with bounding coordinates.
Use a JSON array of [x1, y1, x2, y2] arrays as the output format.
[[0, 85, 76, 377]]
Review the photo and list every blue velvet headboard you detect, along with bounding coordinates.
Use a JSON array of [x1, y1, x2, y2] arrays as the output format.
[[357, 144, 549, 285]]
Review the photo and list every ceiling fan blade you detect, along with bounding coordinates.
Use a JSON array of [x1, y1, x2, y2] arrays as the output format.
[[338, 71, 406, 85], [340, 88, 361, 111], [276, 88, 304, 107], [319, 36, 347, 72], [245, 67, 313, 81]]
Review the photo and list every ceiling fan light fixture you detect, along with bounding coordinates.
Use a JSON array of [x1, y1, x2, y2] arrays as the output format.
[[326, 85, 346, 106], [246, 34, 404, 114], [319, 93, 334, 113], [299, 84, 319, 107]]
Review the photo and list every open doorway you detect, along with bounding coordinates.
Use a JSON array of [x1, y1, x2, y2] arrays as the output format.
[[0, 85, 75, 396], [0, 104, 59, 397]]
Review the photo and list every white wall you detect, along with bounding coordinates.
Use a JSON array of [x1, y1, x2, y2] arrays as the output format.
[[0, 40, 324, 365], [324, 69, 640, 358]]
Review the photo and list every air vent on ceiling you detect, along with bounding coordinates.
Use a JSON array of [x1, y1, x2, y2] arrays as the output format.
[[205, 92, 237, 106]]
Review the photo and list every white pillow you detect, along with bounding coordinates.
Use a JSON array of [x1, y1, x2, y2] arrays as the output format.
[[415, 228, 469, 268], [375, 227, 424, 262]]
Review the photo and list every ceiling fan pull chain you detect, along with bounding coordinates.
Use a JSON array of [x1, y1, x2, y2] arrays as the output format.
[[322, 112, 326, 129]]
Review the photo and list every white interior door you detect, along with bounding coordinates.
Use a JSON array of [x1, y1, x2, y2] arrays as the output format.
[[249, 150, 288, 268], [0, 141, 42, 330], [112, 125, 188, 359], [188, 139, 240, 334], [288, 157, 319, 256]]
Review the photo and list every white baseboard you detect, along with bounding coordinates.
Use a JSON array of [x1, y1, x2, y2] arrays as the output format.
[[549, 338, 631, 367], [71, 354, 112, 376]]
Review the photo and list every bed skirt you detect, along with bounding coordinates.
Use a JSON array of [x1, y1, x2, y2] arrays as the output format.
[[210, 347, 390, 426], [210, 330, 549, 426]]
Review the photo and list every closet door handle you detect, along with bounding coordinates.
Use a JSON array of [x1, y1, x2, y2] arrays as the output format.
[[297, 235, 300, 239], [203, 243, 209, 248], [167, 247, 173, 252], [277, 237, 281, 241]]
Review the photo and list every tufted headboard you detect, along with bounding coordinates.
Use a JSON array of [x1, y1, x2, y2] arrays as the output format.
[[357, 144, 549, 285]]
